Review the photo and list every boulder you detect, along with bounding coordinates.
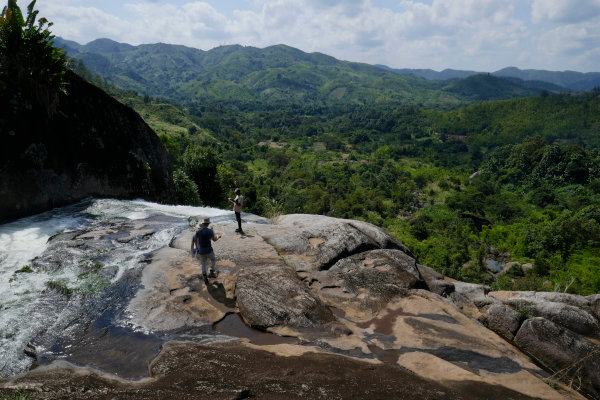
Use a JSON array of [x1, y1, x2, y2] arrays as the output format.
[[490, 291, 592, 310], [261, 214, 412, 272], [514, 317, 600, 398], [506, 298, 599, 337], [416, 263, 455, 296], [452, 282, 496, 307], [313, 249, 425, 316], [235, 264, 339, 334], [478, 304, 525, 341], [587, 294, 600, 320]]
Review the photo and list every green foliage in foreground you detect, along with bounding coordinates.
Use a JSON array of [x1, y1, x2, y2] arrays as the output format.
[[0, 388, 33, 400], [0, 0, 66, 110]]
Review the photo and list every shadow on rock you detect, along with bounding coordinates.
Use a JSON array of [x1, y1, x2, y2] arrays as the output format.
[[204, 275, 236, 308]]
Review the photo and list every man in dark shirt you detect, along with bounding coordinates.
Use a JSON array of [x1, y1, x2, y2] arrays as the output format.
[[191, 217, 221, 277]]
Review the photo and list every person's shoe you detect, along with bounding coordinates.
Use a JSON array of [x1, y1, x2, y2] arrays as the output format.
[[235, 228, 240, 232], [209, 269, 217, 278]]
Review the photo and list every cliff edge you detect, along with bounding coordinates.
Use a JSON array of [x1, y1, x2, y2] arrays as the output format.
[[0, 70, 175, 223]]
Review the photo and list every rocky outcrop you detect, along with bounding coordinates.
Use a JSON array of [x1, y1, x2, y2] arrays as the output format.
[[587, 294, 600, 320], [1, 214, 594, 400], [505, 297, 599, 336], [235, 264, 339, 334], [310, 249, 426, 318], [416, 263, 455, 296], [0, 70, 175, 223], [470, 290, 600, 399], [515, 318, 600, 397], [261, 214, 413, 272], [479, 303, 525, 341]]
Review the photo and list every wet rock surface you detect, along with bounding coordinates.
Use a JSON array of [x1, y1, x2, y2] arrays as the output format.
[[1, 214, 595, 399]]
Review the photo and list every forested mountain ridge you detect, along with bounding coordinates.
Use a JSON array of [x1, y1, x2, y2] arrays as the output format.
[[55, 37, 547, 109], [380, 64, 600, 91], [441, 74, 541, 101]]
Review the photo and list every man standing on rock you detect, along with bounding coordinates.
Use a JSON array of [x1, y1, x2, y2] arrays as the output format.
[[191, 217, 221, 277], [228, 188, 244, 234]]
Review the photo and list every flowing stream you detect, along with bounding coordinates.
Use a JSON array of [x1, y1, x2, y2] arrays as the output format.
[[0, 198, 229, 378]]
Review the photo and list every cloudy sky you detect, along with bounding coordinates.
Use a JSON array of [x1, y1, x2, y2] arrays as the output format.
[[36, 0, 600, 73]]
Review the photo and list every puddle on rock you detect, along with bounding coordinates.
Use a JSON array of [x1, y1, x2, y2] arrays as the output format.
[[368, 344, 401, 364], [214, 313, 298, 346], [330, 306, 346, 319], [58, 324, 164, 380]]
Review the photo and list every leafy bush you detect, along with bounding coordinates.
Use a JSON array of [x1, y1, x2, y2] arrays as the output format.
[[173, 169, 200, 206], [0, 0, 67, 111]]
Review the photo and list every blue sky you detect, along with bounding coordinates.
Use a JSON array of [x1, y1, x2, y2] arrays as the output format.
[[35, 0, 600, 72]]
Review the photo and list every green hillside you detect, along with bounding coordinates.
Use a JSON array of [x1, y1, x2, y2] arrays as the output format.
[[429, 91, 600, 149], [56, 38, 545, 109], [442, 74, 541, 101]]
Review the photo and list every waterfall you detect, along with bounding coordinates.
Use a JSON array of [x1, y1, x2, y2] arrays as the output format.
[[0, 198, 228, 378]]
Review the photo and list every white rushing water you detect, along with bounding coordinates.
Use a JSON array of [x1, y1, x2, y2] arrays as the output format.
[[0, 198, 228, 378]]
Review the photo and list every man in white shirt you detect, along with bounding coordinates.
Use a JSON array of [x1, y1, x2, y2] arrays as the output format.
[[228, 188, 244, 234]]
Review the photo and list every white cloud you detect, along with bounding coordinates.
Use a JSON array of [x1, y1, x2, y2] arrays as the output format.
[[123, 2, 230, 44], [531, 0, 600, 24], [533, 20, 600, 71], [34, 0, 600, 72], [42, 6, 128, 44]]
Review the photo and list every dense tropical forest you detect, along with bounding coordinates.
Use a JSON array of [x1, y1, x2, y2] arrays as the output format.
[[19, 31, 600, 297]]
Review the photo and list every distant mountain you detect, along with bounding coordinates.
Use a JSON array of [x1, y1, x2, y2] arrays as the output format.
[[442, 74, 542, 101], [498, 76, 569, 93], [55, 38, 545, 109], [376, 65, 479, 81], [378, 64, 598, 92], [493, 67, 600, 91]]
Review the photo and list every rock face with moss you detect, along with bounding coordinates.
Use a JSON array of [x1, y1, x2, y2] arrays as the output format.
[[0, 70, 175, 223], [1, 214, 597, 400]]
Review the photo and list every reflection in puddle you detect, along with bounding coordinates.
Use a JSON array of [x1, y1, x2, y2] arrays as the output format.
[[214, 313, 298, 346], [368, 344, 401, 364], [330, 306, 346, 318], [60, 324, 163, 379]]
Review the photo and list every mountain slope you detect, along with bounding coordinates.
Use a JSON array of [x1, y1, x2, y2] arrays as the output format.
[[376, 65, 480, 81], [442, 74, 541, 100], [54, 38, 502, 109], [379, 64, 598, 91], [493, 66, 600, 91]]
